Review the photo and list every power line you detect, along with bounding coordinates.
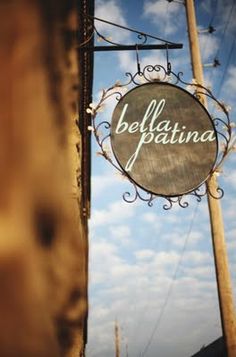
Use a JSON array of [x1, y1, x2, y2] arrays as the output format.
[[200, 0, 218, 64], [204, 0, 235, 115], [140, 202, 199, 357], [209, 0, 218, 26], [201, 1, 235, 79], [217, 36, 236, 98], [215, 0, 235, 59]]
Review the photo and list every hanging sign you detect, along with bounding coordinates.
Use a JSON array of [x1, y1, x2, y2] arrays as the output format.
[[111, 82, 218, 197]]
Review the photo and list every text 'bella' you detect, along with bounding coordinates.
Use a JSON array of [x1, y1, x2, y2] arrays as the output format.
[[115, 99, 216, 172]]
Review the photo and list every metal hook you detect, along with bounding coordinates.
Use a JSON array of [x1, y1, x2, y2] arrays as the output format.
[[166, 43, 171, 75], [135, 44, 141, 75]]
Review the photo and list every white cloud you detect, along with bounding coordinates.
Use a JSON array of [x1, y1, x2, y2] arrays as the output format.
[[134, 249, 156, 260], [226, 228, 236, 252], [190, 231, 204, 244], [90, 200, 136, 227], [223, 168, 236, 190], [95, 0, 127, 27], [109, 224, 131, 245], [141, 211, 163, 232], [200, 34, 219, 62], [91, 172, 122, 199], [227, 227, 236, 240], [95, 0, 131, 43], [184, 250, 212, 265], [143, 0, 182, 36], [152, 250, 180, 267], [144, 0, 169, 18], [89, 239, 121, 285], [224, 65, 236, 93], [183, 265, 215, 280], [117, 51, 134, 74], [163, 230, 203, 248], [88, 236, 221, 357], [142, 211, 157, 223]]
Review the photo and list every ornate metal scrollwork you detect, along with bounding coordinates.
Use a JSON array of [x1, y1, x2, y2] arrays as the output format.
[[88, 65, 235, 209], [77, 15, 181, 51]]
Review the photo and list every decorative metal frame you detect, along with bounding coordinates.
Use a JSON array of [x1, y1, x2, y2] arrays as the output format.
[[87, 63, 235, 210], [77, 15, 183, 52]]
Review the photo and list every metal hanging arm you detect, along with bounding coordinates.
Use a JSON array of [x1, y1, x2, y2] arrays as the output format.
[[78, 14, 183, 52], [88, 14, 179, 45], [80, 43, 183, 51]]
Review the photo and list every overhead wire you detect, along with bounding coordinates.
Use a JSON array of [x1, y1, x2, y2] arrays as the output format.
[[213, 1, 236, 99], [140, 202, 199, 357], [200, 0, 218, 64], [209, 0, 218, 26], [217, 36, 236, 98], [215, 0, 235, 59], [206, 0, 235, 116]]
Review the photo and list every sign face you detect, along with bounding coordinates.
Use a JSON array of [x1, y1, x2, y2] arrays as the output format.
[[111, 82, 218, 197]]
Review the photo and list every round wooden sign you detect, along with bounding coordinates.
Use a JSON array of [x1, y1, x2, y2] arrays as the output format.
[[111, 82, 218, 197]]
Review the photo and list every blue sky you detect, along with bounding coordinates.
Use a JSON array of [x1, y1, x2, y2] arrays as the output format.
[[86, 1, 236, 356]]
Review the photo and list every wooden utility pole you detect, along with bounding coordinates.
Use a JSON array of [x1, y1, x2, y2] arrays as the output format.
[[115, 321, 120, 357], [185, 1, 236, 356]]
